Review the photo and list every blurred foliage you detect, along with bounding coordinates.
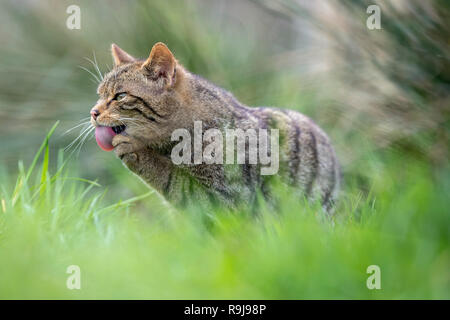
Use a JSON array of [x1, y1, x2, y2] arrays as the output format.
[[0, 0, 448, 299], [0, 125, 448, 299], [0, 0, 447, 193]]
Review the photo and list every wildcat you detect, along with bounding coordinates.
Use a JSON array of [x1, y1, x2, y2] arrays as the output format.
[[90, 42, 340, 212]]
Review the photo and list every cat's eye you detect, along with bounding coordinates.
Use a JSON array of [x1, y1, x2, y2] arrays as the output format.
[[113, 92, 127, 101]]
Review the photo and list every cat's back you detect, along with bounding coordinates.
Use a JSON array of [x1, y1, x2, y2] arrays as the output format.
[[188, 71, 340, 210], [250, 106, 340, 211]]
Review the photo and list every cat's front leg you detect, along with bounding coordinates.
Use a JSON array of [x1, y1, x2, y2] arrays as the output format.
[[112, 134, 173, 194], [112, 134, 145, 171]]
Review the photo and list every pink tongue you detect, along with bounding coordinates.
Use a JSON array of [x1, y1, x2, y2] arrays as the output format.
[[95, 126, 117, 151]]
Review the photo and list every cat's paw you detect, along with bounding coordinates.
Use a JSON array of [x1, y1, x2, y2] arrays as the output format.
[[112, 135, 141, 158], [112, 135, 145, 171], [112, 135, 132, 158], [121, 152, 140, 171]]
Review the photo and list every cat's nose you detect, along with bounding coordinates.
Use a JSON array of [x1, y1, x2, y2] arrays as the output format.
[[90, 109, 100, 120]]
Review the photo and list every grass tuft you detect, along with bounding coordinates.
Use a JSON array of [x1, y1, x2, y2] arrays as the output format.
[[0, 124, 448, 299]]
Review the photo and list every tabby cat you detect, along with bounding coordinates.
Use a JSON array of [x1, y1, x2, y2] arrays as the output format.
[[90, 42, 340, 212]]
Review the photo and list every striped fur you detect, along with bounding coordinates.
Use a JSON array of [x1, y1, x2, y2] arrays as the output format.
[[91, 43, 340, 212]]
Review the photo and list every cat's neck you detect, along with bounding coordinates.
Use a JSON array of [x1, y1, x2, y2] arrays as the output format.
[[181, 71, 250, 126]]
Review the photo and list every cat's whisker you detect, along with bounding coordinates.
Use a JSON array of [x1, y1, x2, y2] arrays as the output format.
[[62, 121, 91, 136], [105, 63, 111, 76], [79, 65, 101, 84], [118, 117, 147, 127], [119, 118, 140, 124], [65, 124, 94, 152], [77, 117, 91, 122], [118, 118, 136, 126], [64, 117, 91, 129], [93, 51, 103, 81], [66, 124, 92, 148], [84, 53, 103, 82], [67, 126, 95, 160], [74, 126, 95, 157]]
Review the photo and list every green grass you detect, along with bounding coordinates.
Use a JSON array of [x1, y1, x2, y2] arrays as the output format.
[[0, 0, 448, 300], [0, 124, 448, 299]]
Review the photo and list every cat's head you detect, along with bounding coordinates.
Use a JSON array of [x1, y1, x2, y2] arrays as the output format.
[[90, 42, 188, 152]]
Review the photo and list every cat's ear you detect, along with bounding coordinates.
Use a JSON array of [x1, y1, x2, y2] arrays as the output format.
[[111, 44, 136, 66], [141, 42, 176, 87]]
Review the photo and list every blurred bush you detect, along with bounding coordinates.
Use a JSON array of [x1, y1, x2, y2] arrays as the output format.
[[0, 0, 448, 188], [0, 0, 448, 299]]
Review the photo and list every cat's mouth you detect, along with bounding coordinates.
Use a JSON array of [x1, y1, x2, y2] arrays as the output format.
[[95, 125, 126, 151], [111, 125, 126, 135]]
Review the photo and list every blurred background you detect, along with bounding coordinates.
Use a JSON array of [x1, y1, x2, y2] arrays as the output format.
[[0, 0, 448, 197], [0, 0, 448, 299]]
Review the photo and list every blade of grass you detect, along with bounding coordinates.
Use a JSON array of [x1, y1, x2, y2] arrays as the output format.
[[95, 191, 155, 216], [39, 139, 50, 196], [24, 121, 59, 185]]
